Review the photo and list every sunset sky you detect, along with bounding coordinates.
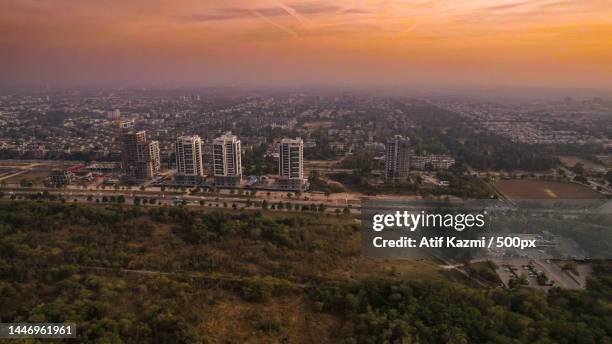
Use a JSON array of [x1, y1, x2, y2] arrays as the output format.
[[2, 0, 612, 90]]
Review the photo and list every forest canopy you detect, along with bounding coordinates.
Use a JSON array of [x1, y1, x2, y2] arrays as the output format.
[[0, 202, 611, 343]]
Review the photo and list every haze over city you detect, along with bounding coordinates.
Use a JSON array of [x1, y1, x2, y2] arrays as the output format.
[[2, 1, 612, 342], [2, 0, 612, 92]]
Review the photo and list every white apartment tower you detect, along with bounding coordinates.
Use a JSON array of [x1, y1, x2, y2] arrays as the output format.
[[212, 132, 242, 186], [385, 135, 411, 182], [278, 138, 305, 190], [175, 135, 204, 185]]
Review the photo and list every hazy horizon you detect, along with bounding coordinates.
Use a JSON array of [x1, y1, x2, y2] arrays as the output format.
[[2, 0, 612, 93]]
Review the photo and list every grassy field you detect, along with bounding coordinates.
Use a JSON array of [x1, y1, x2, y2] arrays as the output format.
[[495, 179, 601, 199]]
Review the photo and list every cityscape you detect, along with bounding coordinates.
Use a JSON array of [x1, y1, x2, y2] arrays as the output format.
[[1, 90, 610, 202], [1, 0, 612, 343]]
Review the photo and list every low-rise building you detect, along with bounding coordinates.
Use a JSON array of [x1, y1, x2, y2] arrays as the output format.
[[410, 155, 455, 170]]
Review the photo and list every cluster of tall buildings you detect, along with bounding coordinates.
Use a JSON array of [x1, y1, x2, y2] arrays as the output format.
[[384, 135, 455, 182], [119, 129, 451, 188], [120, 129, 305, 190], [164, 132, 243, 187]]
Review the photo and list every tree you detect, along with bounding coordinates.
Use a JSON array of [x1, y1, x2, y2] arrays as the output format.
[[571, 162, 584, 175], [342, 207, 350, 214], [537, 272, 549, 286], [605, 170, 612, 185], [573, 175, 588, 184], [262, 200, 268, 209]]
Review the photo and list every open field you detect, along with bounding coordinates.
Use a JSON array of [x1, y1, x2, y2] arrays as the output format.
[[495, 179, 601, 199], [3, 169, 53, 184], [304, 159, 343, 168], [559, 155, 606, 170], [0, 160, 72, 185]]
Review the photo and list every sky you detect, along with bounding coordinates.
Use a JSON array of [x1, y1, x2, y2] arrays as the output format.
[[2, 0, 612, 91]]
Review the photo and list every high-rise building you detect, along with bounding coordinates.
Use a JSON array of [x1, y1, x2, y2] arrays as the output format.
[[121, 130, 160, 180], [212, 132, 242, 186], [385, 135, 411, 182], [175, 135, 204, 185], [278, 138, 305, 190]]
